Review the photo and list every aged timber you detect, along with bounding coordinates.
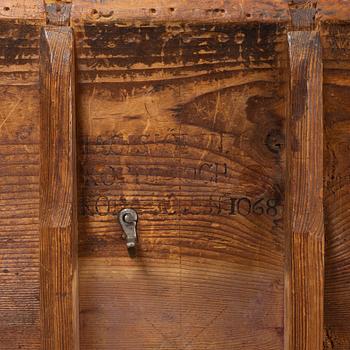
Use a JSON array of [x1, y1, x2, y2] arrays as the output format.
[[323, 20, 350, 350], [0, 1, 45, 349], [1, 1, 350, 350], [286, 29, 324, 350], [39, 24, 79, 350], [73, 1, 288, 347]]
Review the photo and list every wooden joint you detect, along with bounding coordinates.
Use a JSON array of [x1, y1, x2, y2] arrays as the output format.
[[288, 0, 318, 31], [45, 2, 72, 26]]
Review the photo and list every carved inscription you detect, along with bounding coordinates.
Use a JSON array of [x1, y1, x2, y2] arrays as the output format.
[[80, 133, 283, 218], [80, 194, 282, 218], [81, 163, 228, 186], [230, 197, 279, 217], [80, 132, 234, 185], [326, 174, 350, 194], [81, 131, 245, 157], [325, 141, 350, 193]]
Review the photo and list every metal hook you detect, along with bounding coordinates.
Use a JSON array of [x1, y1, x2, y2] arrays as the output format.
[[118, 208, 138, 249]]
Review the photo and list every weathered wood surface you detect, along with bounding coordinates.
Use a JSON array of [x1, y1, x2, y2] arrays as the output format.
[[323, 22, 350, 350], [0, 0, 349, 24], [74, 16, 288, 349], [0, 0, 44, 20], [0, 2, 44, 348], [316, 0, 350, 22], [71, 0, 290, 24], [0, 1, 350, 350], [285, 30, 324, 350], [40, 25, 79, 350]]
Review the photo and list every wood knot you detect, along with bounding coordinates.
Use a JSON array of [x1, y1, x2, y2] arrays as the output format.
[[265, 130, 284, 154]]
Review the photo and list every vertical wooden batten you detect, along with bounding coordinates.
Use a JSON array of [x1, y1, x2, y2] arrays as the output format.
[[39, 23, 79, 350], [285, 30, 324, 350]]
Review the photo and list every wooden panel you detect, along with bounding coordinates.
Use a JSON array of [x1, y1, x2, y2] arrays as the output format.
[[0, 2, 343, 349], [0, 0, 44, 20], [71, 0, 290, 24], [0, 19, 42, 86], [0, 13, 43, 350], [40, 26, 79, 350], [74, 19, 288, 350], [317, 1, 350, 22], [322, 22, 350, 350], [285, 31, 324, 350]]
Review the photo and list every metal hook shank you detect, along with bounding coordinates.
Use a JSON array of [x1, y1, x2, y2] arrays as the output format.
[[119, 208, 138, 248]]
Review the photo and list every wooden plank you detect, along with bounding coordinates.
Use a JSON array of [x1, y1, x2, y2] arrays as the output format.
[[74, 19, 288, 350], [285, 30, 324, 350], [0, 0, 45, 20], [317, 0, 350, 22], [0, 12, 43, 349], [322, 22, 350, 350], [71, 0, 290, 24], [39, 26, 79, 350]]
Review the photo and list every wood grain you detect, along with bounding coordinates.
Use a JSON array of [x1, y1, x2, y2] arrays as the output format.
[[285, 30, 324, 350], [288, 1, 317, 31], [322, 22, 350, 350], [1, 2, 350, 349], [71, 0, 290, 24], [316, 1, 350, 22], [45, 3, 72, 27], [0, 0, 44, 20], [74, 19, 288, 350], [0, 9, 43, 349], [40, 25, 79, 350]]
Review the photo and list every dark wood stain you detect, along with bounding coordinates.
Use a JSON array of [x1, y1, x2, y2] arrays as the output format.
[[0, 21, 39, 65], [81, 22, 281, 68]]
